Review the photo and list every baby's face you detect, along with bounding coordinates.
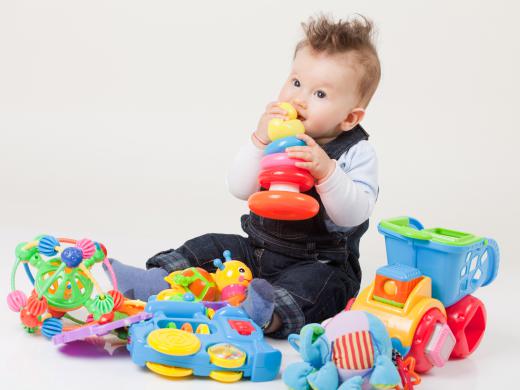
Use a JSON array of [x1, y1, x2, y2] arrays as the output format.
[[278, 46, 363, 144]]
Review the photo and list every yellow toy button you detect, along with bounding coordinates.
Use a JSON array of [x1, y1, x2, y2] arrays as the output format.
[[209, 370, 243, 383], [208, 343, 246, 368], [146, 362, 193, 377], [206, 308, 215, 319], [147, 328, 201, 356], [196, 324, 210, 334]]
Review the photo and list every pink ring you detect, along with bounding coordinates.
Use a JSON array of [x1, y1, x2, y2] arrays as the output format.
[[261, 153, 303, 170]]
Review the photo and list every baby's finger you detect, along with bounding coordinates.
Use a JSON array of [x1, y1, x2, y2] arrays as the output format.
[[267, 113, 288, 121], [287, 151, 313, 161], [285, 146, 310, 153], [268, 107, 289, 117], [294, 161, 313, 170], [265, 101, 279, 110], [296, 133, 317, 146]]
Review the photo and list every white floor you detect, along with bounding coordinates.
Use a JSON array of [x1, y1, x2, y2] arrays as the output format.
[[1, 1, 519, 388], [1, 231, 517, 390]]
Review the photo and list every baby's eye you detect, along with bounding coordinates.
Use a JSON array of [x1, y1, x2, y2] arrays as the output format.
[[315, 90, 327, 99], [292, 78, 301, 87]]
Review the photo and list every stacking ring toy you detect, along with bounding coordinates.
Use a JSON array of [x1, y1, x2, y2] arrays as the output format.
[[248, 102, 319, 220], [7, 235, 121, 336]]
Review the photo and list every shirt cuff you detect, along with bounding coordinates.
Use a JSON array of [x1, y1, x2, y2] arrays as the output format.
[[315, 161, 347, 193], [247, 135, 267, 156]]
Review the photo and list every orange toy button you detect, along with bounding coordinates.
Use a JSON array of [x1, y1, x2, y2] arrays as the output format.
[[384, 280, 398, 295]]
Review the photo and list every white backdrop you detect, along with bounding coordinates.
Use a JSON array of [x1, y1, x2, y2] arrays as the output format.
[[1, 1, 518, 389]]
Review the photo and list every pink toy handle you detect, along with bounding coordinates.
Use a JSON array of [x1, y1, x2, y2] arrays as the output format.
[[481, 238, 499, 287]]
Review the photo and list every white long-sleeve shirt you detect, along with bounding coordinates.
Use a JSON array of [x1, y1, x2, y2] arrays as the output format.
[[227, 137, 379, 232]]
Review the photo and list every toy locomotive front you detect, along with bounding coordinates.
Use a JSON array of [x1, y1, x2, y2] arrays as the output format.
[[351, 216, 499, 373], [128, 297, 281, 382]]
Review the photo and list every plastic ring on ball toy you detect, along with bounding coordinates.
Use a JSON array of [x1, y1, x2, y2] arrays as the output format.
[[248, 191, 319, 220], [258, 166, 315, 193], [20, 308, 41, 329], [86, 294, 115, 320], [41, 317, 63, 339], [7, 290, 27, 312], [260, 152, 304, 170], [26, 292, 48, 316], [38, 235, 60, 257], [76, 238, 96, 259], [108, 290, 124, 311]]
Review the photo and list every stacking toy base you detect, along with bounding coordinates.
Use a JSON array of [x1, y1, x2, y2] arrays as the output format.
[[248, 191, 319, 221]]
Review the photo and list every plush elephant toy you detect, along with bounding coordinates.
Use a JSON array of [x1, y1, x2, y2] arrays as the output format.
[[283, 310, 401, 390]]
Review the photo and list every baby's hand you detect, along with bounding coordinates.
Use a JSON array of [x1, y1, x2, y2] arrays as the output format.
[[286, 134, 336, 182], [253, 102, 290, 147]]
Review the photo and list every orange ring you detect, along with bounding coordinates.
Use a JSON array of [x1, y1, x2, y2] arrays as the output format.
[[248, 191, 319, 220], [258, 166, 315, 192]]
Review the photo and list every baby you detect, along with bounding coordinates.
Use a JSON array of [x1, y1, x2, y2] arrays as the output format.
[[109, 14, 380, 338]]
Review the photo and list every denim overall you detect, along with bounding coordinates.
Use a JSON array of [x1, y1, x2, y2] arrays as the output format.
[[146, 125, 371, 338]]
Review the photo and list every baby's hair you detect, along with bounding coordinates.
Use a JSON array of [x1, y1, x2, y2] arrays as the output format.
[[295, 14, 381, 107]]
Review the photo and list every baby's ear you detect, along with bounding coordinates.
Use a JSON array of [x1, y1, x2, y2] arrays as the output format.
[[340, 108, 365, 131]]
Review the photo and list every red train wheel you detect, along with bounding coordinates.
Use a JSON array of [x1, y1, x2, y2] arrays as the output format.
[[446, 295, 487, 359], [407, 308, 446, 373]]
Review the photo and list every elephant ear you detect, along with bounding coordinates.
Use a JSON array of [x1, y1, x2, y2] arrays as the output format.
[[369, 355, 401, 389], [303, 323, 325, 342], [288, 333, 302, 353], [299, 324, 329, 368]]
